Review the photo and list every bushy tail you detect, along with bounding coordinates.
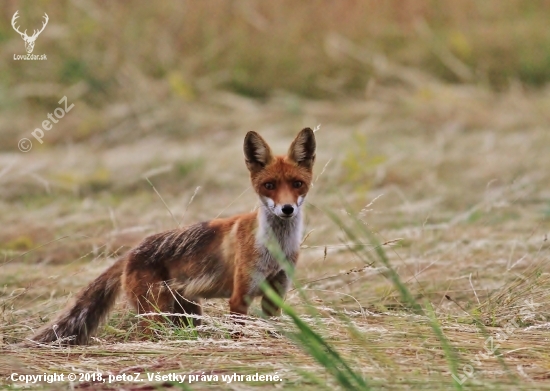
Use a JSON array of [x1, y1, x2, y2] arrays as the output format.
[[30, 257, 125, 345]]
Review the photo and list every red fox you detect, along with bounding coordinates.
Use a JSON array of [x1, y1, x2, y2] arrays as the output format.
[[30, 128, 316, 345]]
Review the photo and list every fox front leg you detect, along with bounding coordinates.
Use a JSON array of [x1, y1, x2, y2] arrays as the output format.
[[229, 268, 253, 317], [261, 270, 290, 317]]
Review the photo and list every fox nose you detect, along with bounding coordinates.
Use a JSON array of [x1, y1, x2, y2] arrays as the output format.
[[281, 204, 294, 216]]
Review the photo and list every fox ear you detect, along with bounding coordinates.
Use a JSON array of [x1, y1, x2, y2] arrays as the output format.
[[244, 131, 274, 173], [288, 127, 316, 170]]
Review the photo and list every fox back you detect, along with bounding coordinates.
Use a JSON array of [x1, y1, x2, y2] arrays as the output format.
[[30, 128, 316, 345]]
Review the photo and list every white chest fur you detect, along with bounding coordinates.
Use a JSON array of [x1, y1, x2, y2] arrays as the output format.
[[254, 207, 303, 276]]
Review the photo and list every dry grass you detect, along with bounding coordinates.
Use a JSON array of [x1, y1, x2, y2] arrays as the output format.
[[2, 0, 550, 110], [2, 1, 550, 390], [1, 77, 550, 389]]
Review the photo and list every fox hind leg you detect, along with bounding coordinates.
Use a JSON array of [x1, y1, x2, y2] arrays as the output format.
[[172, 292, 203, 327], [124, 267, 174, 337]]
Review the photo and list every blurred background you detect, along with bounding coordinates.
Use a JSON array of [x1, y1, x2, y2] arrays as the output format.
[[3, 1, 550, 102]]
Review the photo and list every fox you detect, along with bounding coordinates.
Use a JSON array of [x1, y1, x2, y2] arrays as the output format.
[[29, 128, 316, 345]]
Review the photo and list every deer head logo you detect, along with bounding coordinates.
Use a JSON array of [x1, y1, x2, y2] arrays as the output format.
[[11, 11, 49, 54]]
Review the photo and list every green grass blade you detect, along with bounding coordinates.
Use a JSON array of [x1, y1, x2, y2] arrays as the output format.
[[262, 283, 370, 390]]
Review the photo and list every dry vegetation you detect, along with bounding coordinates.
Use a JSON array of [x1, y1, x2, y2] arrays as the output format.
[[2, 1, 550, 390]]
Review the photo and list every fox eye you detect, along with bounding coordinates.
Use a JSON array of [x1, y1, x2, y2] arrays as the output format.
[[292, 181, 303, 189], [264, 182, 275, 190]]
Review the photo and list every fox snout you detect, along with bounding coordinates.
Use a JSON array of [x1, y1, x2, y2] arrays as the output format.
[[277, 201, 299, 218], [275, 192, 307, 218], [281, 204, 294, 216], [260, 195, 303, 218], [269, 199, 300, 219]]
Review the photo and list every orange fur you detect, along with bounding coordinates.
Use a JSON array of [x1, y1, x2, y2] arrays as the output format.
[[30, 128, 316, 345]]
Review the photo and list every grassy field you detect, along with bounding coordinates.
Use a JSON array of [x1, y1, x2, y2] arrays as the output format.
[[2, 1, 550, 390]]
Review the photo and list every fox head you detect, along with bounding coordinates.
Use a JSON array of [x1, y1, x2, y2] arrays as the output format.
[[244, 128, 316, 219]]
